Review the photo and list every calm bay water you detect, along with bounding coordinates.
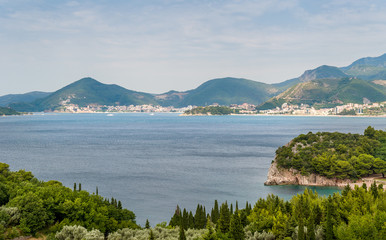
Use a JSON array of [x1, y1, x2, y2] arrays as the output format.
[[0, 113, 385, 226]]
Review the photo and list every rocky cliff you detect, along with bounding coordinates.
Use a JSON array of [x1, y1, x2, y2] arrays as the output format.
[[264, 161, 352, 187]]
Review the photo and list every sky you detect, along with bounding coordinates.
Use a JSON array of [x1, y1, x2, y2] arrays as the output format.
[[1, 0, 386, 95]]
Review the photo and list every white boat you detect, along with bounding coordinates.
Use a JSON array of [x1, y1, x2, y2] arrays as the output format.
[[106, 113, 114, 116]]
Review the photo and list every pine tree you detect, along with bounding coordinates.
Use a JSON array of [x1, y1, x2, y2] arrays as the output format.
[[217, 202, 230, 233], [325, 196, 334, 240], [202, 217, 217, 240], [240, 210, 248, 227], [307, 210, 315, 240], [188, 211, 195, 229], [229, 209, 244, 240], [342, 184, 351, 196], [297, 195, 305, 240], [179, 225, 186, 240], [145, 219, 150, 229]]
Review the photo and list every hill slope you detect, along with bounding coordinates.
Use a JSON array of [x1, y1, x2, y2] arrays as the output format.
[[341, 53, 386, 80], [273, 65, 349, 91], [0, 91, 51, 107], [156, 77, 279, 107], [11, 78, 158, 111], [258, 78, 386, 110]]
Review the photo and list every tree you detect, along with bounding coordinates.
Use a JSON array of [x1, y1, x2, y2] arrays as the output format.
[[307, 208, 315, 240], [9, 192, 50, 234], [202, 217, 217, 240], [211, 200, 220, 224], [148, 229, 154, 240], [229, 209, 244, 240], [179, 225, 186, 240], [217, 202, 230, 233], [145, 219, 150, 229], [325, 196, 334, 240]]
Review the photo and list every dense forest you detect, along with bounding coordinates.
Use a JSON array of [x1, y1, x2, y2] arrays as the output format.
[[275, 127, 386, 179], [1, 161, 384, 240], [166, 184, 385, 240], [184, 106, 238, 115], [0, 162, 138, 239]]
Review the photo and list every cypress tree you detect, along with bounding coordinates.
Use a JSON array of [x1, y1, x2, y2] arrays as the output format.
[[188, 211, 195, 229], [370, 181, 378, 198], [182, 208, 188, 230], [169, 205, 181, 227], [230, 203, 233, 215], [217, 202, 230, 233], [145, 219, 150, 229], [96, 186, 98, 195], [211, 200, 220, 224], [78, 183, 81, 191], [179, 225, 186, 240], [118, 200, 122, 209], [229, 209, 244, 240], [73, 183, 76, 192], [235, 201, 239, 211], [149, 229, 154, 240]]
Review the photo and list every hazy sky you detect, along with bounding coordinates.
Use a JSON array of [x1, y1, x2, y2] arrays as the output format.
[[1, 0, 386, 95]]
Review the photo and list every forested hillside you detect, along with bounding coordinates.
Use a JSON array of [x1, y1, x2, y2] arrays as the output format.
[[0, 162, 138, 238], [166, 186, 385, 240], [275, 127, 386, 179], [1, 160, 385, 240]]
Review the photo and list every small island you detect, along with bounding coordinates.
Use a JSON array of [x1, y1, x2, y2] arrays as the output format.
[[183, 106, 238, 115], [265, 126, 386, 189], [0, 107, 20, 116]]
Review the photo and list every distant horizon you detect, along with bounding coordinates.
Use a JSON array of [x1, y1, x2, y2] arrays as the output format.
[[1, 1, 386, 95], [1, 51, 384, 97]]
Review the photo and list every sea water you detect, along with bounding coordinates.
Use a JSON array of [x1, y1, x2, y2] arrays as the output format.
[[0, 113, 385, 225]]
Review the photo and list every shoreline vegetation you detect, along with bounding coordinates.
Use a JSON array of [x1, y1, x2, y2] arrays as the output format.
[[265, 127, 386, 190], [0, 162, 385, 240]]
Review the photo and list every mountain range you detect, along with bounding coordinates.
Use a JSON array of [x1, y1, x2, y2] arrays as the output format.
[[2, 53, 386, 112]]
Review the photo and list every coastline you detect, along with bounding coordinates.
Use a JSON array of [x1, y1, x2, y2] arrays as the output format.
[[265, 161, 386, 190]]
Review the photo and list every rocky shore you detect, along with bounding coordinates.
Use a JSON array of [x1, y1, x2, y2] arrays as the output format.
[[264, 160, 386, 190], [264, 161, 352, 187]]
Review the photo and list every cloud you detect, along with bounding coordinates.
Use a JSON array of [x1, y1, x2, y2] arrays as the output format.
[[1, 0, 386, 95]]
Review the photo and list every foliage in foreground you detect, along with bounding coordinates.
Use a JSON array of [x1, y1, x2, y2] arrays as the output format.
[[166, 184, 385, 240], [0, 162, 138, 237]]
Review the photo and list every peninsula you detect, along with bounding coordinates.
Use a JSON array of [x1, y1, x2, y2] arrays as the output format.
[[265, 127, 386, 189]]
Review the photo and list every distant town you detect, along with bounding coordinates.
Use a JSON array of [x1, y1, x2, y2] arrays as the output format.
[[51, 101, 386, 116]]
